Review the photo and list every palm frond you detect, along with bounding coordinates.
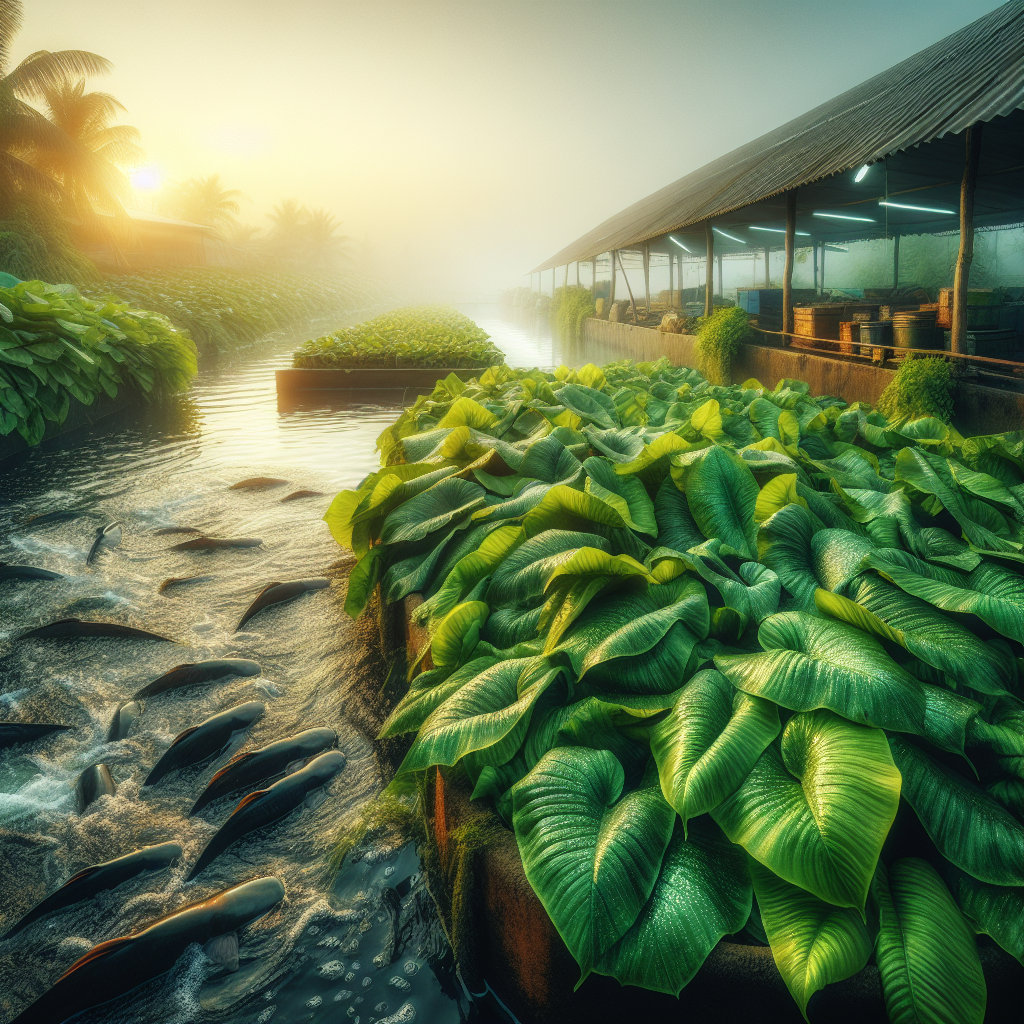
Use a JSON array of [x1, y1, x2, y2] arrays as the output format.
[[8, 49, 113, 99]]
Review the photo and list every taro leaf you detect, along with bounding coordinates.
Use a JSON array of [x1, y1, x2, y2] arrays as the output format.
[[711, 709, 900, 909], [555, 576, 709, 692], [751, 860, 871, 1022], [472, 481, 551, 523], [430, 600, 488, 667], [519, 434, 585, 487], [948, 459, 1024, 519], [521, 484, 626, 537], [436, 395, 498, 430], [614, 431, 697, 483], [674, 445, 759, 559], [758, 502, 820, 610], [949, 868, 1024, 964], [653, 475, 704, 553], [650, 669, 779, 830], [379, 476, 486, 545], [818, 578, 1016, 697], [486, 529, 608, 609], [344, 547, 383, 619], [968, 706, 1024, 779], [754, 473, 808, 524], [716, 611, 979, 754], [397, 657, 563, 774], [874, 858, 986, 1024], [555, 382, 620, 431], [594, 818, 751, 996], [583, 456, 657, 536], [887, 735, 1024, 886], [863, 549, 1024, 645], [511, 748, 674, 978], [686, 539, 781, 623], [583, 425, 646, 463]]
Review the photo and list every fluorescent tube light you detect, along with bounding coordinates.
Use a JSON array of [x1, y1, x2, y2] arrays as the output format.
[[813, 212, 875, 222], [668, 235, 690, 252], [854, 165, 870, 182], [749, 226, 810, 235], [879, 201, 956, 215], [712, 227, 744, 243]]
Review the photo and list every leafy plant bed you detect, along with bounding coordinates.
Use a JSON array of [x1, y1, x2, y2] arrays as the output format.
[[329, 359, 1024, 1024], [275, 366, 491, 395], [292, 305, 503, 369]]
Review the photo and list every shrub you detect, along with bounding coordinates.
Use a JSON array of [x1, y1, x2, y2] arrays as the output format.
[[878, 354, 955, 424], [550, 285, 597, 343], [695, 306, 752, 385]]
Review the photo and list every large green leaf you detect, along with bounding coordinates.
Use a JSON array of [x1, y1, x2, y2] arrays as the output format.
[[716, 612, 979, 754], [673, 445, 759, 559], [521, 484, 626, 537], [949, 869, 1024, 965], [379, 476, 486, 545], [594, 818, 751, 995], [512, 748, 674, 977], [583, 456, 657, 536], [519, 433, 585, 486], [712, 709, 900, 909], [751, 860, 871, 1021], [887, 736, 1024, 886], [650, 669, 779, 830], [874, 859, 986, 1024], [653, 474, 705, 552], [430, 600, 489, 667], [555, 382, 620, 430], [379, 657, 498, 738], [686, 539, 781, 623]]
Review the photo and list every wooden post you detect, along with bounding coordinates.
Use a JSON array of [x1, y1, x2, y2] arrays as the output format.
[[782, 189, 797, 342], [563, 264, 569, 290], [821, 246, 826, 293], [716, 253, 723, 301], [704, 223, 714, 317], [668, 250, 674, 306], [643, 243, 651, 313], [952, 124, 983, 356], [551, 267, 556, 297], [764, 246, 770, 289], [576, 261, 580, 287], [617, 251, 639, 325], [592, 258, 597, 297], [610, 251, 617, 305], [813, 243, 818, 293], [893, 234, 900, 291]]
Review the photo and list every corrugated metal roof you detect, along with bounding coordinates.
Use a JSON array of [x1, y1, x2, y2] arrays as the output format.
[[531, 0, 1024, 273]]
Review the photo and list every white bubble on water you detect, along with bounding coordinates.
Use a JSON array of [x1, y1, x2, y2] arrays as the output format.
[[388, 976, 411, 992], [257, 1007, 276, 1023], [306, 995, 323, 1008], [334, 989, 354, 1002], [402, 960, 418, 976], [320, 959, 345, 979], [378, 1004, 416, 1024], [362, 976, 373, 988]]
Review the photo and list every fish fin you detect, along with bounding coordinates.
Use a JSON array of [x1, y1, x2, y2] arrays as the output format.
[[168, 725, 200, 748], [203, 931, 239, 971], [210, 750, 254, 783], [57, 935, 133, 980], [233, 788, 269, 813], [60, 863, 102, 888], [304, 789, 328, 810], [285, 757, 308, 774]]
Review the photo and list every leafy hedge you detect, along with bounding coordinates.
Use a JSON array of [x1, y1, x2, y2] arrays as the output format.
[[94, 269, 381, 353], [326, 359, 1024, 1020], [550, 285, 596, 343], [0, 277, 197, 447], [293, 306, 504, 369], [878, 354, 956, 424]]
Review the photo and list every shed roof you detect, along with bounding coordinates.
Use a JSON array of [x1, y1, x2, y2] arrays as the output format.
[[531, 0, 1024, 273]]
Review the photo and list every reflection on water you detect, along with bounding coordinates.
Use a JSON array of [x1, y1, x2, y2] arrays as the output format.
[[0, 307, 582, 1024]]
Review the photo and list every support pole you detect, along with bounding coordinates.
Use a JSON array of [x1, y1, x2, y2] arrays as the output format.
[[704, 223, 714, 318], [764, 246, 770, 289], [893, 234, 900, 291], [564, 264, 569, 290], [610, 251, 617, 305], [669, 250, 674, 306], [952, 123, 983, 356], [617, 250, 639, 325], [716, 253, 723, 301], [782, 189, 797, 342], [643, 243, 651, 314], [821, 246, 826, 293], [576, 261, 580, 287], [551, 267, 556, 297], [813, 243, 818, 293], [592, 259, 597, 298]]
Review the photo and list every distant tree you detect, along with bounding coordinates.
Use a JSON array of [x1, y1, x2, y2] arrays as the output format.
[[161, 173, 242, 228], [303, 207, 349, 269]]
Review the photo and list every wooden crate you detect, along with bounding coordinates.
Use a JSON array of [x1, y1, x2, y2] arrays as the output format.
[[793, 307, 841, 341]]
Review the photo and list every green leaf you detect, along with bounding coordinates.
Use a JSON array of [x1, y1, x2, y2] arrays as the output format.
[[430, 600, 488, 667], [650, 669, 780, 830], [653, 475, 705, 552], [874, 859, 986, 1024], [584, 456, 657, 535], [511, 748, 674, 977], [379, 476, 486, 545], [436, 395, 498, 430], [686, 539, 781, 623], [712, 709, 900, 910], [379, 658, 497, 737], [716, 612, 978, 754], [949, 869, 1024, 965], [519, 434, 585, 486], [521, 484, 626, 537], [751, 860, 871, 1021], [754, 472, 808, 523], [555, 382, 620, 430], [594, 818, 752, 996], [887, 736, 1024, 886]]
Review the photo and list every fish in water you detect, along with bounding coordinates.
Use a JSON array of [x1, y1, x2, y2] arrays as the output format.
[[24, 509, 101, 527], [170, 537, 262, 551], [18, 619, 178, 642], [3, 842, 182, 939], [143, 702, 265, 787], [228, 477, 288, 490], [186, 751, 345, 880], [106, 701, 142, 742], [152, 526, 204, 536], [132, 659, 261, 700], [280, 489, 323, 502], [158, 574, 213, 593], [0, 722, 73, 749], [190, 727, 339, 815], [0, 562, 64, 581], [9, 876, 285, 1024], [87, 522, 122, 565], [75, 764, 116, 812], [235, 578, 330, 631]]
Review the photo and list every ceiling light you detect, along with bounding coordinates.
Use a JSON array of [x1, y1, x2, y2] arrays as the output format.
[[813, 212, 875, 222], [879, 201, 956, 215], [854, 165, 870, 183], [712, 227, 744, 244], [749, 226, 810, 235], [668, 235, 690, 252]]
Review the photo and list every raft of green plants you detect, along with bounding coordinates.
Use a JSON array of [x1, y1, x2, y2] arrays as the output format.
[[0, 276, 196, 447], [293, 306, 503, 369], [326, 357, 1023, 1023], [94, 268, 380, 354]]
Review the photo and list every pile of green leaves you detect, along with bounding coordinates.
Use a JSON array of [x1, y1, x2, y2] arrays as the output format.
[[94, 269, 381, 354], [878, 354, 955, 424], [293, 306, 503, 369], [695, 306, 753, 385], [0, 277, 197, 446], [550, 285, 597, 343], [327, 357, 1023, 1022]]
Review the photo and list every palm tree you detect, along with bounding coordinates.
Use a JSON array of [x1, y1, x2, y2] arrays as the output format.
[[267, 198, 307, 239], [303, 207, 349, 269], [0, 0, 113, 213], [160, 173, 242, 228]]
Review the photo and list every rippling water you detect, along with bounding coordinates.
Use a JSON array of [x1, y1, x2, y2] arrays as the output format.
[[0, 305, 583, 1024]]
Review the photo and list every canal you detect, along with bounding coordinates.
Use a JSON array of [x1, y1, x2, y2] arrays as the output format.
[[0, 304, 585, 1024]]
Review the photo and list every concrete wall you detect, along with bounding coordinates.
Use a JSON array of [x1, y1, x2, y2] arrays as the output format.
[[581, 318, 1024, 435]]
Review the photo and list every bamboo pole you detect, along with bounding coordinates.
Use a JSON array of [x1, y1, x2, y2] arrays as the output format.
[[564, 264, 569, 290], [551, 268, 556, 297], [717, 253, 723, 301], [813, 243, 818, 293], [576, 261, 580, 287], [704, 224, 714, 318], [669, 250, 674, 306], [617, 251, 639, 325], [952, 124, 983, 356], [643, 243, 651, 313], [610, 251, 617, 306], [592, 258, 597, 298], [782, 189, 797, 342]]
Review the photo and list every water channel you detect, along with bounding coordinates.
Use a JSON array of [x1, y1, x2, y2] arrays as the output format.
[[0, 304, 611, 1024]]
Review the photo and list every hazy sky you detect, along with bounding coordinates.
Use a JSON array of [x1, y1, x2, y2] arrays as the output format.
[[20, 0, 1006, 297]]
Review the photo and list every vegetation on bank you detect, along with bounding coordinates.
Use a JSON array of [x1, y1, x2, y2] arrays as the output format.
[[878, 354, 956, 424], [326, 356, 1024, 1021], [695, 305, 754, 385], [550, 285, 596, 343], [293, 306, 503, 369], [0, 276, 196, 446], [93, 269, 381, 354]]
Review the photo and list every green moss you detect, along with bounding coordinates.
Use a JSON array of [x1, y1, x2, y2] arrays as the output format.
[[329, 785, 424, 871], [878, 355, 955, 424], [550, 285, 597, 344], [694, 306, 752, 385]]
